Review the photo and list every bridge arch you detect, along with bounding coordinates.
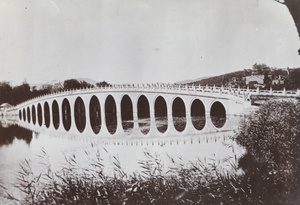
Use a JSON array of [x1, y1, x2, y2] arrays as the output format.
[[105, 95, 117, 135], [74, 97, 86, 133], [172, 97, 186, 132], [89, 95, 101, 134], [137, 95, 150, 135], [23, 108, 26, 122], [32, 105, 36, 125], [190, 99, 206, 131], [154, 95, 168, 133], [44, 102, 50, 128], [18, 109, 21, 120], [210, 101, 226, 128], [62, 98, 71, 131], [121, 95, 134, 133], [37, 103, 43, 126], [52, 100, 60, 130], [27, 107, 31, 123]]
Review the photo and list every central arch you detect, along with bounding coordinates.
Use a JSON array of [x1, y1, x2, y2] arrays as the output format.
[[89, 96, 101, 134], [74, 97, 86, 133], [172, 97, 186, 132], [191, 99, 206, 130], [105, 95, 117, 135], [121, 95, 133, 133], [44, 102, 50, 128], [137, 95, 150, 134], [37, 103, 43, 126], [154, 96, 168, 133], [52, 100, 60, 130], [27, 107, 31, 123], [32, 105, 36, 125], [19, 110, 22, 120], [23, 108, 26, 122], [62, 99, 71, 131]]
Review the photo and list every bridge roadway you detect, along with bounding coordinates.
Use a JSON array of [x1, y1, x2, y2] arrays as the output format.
[[5, 84, 300, 137]]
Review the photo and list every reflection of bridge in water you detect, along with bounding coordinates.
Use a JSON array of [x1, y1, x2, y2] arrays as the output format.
[[4, 84, 299, 137]]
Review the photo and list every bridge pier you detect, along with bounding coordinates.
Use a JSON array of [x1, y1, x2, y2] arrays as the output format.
[[148, 96, 159, 137], [131, 98, 141, 137], [100, 97, 110, 137], [115, 97, 123, 135], [183, 98, 193, 135]]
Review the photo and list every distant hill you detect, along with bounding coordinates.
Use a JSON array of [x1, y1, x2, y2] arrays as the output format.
[[184, 70, 245, 87], [75, 78, 97, 86], [179, 67, 300, 90], [176, 76, 210, 84]]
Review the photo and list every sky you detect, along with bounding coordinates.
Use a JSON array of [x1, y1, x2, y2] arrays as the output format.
[[0, 0, 299, 86]]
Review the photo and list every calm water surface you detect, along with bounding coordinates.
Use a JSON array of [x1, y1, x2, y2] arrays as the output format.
[[0, 116, 245, 201]]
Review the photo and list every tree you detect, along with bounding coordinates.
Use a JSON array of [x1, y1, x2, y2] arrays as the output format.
[[252, 63, 269, 75], [263, 71, 271, 88], [0, 81, 12, 105], [236, 100, 300, 205], [63, 79, 82, 90], [40, 84, 53, 94], [284, 68, 300, 89], [96, 81, 111, 88], [11, 82, 32, 105], [52, 82, 64, 92], [80, 80, 95, 88]]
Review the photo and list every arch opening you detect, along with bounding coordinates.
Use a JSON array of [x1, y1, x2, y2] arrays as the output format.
[[210, 101, 226, 128], [19, 110, 22, 120], [44, 102, 50, 128], [52, 100, 60, 130], [32, 105, 36, 125], [154, 96, 168, 133], [121, 95, 133, 133], [37, 103, 43, 126], [191, 99, 206, 130], [137, 95, 150, 135], [172, 97, 186, 132], [74, 97, 86, 133], [27, 107, 31, 123], [89, 96, 101, 134], [105, 95, 117, 135], [62, 99, 71, 131], [23, 108, 26, 122]]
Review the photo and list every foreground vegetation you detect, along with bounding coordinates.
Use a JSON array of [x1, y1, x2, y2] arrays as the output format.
[[236, 99, 300, 205], [1, 100, 299, 204]]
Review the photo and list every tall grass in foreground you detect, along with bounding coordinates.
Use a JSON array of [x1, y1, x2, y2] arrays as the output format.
[[4, 148, 246, 205]]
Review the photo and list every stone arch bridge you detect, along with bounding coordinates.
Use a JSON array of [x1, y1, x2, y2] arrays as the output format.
[[5, 84, 299, 137]]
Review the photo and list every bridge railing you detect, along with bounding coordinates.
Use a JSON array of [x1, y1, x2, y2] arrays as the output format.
[[9, 83, 300, 111]]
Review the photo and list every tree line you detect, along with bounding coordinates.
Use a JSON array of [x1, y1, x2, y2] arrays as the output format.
[[0, 79, 111, 106]]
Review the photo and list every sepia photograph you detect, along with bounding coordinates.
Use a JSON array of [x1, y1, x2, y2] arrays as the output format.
[[0, 0, 299, 204]]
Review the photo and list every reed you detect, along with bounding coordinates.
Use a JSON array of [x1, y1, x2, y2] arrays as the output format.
[[4, 147, 247, 205]]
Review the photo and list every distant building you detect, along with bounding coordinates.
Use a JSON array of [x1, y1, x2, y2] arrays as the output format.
[[272, 75, 285, 86], [245, 75, 264, 85]]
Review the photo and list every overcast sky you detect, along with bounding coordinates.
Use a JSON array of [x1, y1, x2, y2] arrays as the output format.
[[0, 0, 299, 86]]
